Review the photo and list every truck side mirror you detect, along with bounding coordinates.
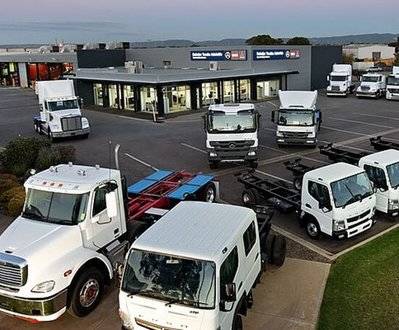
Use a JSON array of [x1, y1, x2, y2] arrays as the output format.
[[202, 115, 207, 131], [106, 191, 118, 218], [360, 76, 363, 82], [271, 110, 275, 123], [327, 75, 330, 82], [78, 97, 84, 108], [223, 283, 236, 302]]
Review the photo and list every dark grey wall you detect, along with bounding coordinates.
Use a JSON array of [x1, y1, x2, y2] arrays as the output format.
[[76, 79, 94, 106], [311, 46, 342, 90], [77, 49, 126, 69]]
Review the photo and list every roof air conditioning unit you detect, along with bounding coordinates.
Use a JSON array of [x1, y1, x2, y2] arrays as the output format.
[[209, 61, 219, 71]]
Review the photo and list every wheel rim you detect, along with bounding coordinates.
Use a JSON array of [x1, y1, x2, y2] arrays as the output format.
[[206, 188, 215, 203], [243, 193, 251, 204], [79, 279, 100, 308], [307, 223, 318, 237]]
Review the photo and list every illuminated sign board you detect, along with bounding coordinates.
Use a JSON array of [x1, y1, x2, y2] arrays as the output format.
[[191, 50, 247, 61], [253, 49, 301, 60]]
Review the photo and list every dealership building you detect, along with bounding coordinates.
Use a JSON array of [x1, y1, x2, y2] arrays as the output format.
[[0, 44, 342, 116]]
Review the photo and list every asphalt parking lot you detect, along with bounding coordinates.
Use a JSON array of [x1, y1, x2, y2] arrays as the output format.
[[2, 87, 399, 256]]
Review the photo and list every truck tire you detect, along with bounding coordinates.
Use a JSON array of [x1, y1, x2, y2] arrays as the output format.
[[306, 218, 321, 239], [199, 182, 216, 203], [246, 290, 254, 309], [81, 133, 89, 139], [33, 121, 41, 134], [242, 188, 259, 206], [271, 235, 286, 267], [249, 160, 258, 169], [209, 161, 219, 170], [68, 267, 104, 317], [232, 313, 243, 330], [293, 177, 302, 191], [48, 129, 56, 142], [264, 234, 275, 262]]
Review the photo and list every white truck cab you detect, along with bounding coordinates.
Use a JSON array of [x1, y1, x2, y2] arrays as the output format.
[[386, 66, 399, 100], [359, 149, 399, 216], [34, 80, 90, 140], [204, 104, 259, 169], [356, 73, 386, 98], [326, 64, 355, 96], [301, 163, 376, 239], [119, 201, 271, 330], [272, 90, 321, 147], [0, 164, 127, 322]]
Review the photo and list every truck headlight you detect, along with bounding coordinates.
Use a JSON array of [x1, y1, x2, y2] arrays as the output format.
[[209, 152, 217, 157], [31, 280, 55, 293], [333, 220, 346, 232], [119, 309, 134, 329], [308, 131, 315, 138], [81, 117, 90, 128], [248, 151, 256, 156], [388, 199, 399, 210], [276, 131, 284, 137]]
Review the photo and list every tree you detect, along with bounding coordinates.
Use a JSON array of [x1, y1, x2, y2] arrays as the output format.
[[286, 37, 311, 45], [246, 35, 283, 46], [394, 53, 399, 66], [343, 53, 354, 65]]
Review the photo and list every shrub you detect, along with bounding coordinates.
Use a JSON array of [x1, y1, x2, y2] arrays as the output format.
[[0, 179, 19, 195], [0, 186, 25, 208], [34, 145, 76, 172], [56, 145, 76, 164], [0, 136, 50, 176], [6, 192, 26, 217], [0, 173, 18, 182]]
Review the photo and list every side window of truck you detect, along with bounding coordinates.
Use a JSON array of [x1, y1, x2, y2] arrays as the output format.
[[308, 181, 330, 205], [243, 222, 257, 256], [92, 186, 107, 216], [364, 165, 386, 184], [220, 247, 238, 297]]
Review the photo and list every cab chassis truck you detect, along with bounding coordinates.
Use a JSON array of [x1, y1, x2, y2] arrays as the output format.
[[370, 136, 399, 151]]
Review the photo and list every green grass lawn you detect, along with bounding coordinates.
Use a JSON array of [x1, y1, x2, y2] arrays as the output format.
[[318, 228, 399, 330]]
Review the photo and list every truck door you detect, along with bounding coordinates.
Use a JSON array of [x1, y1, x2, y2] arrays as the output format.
[[88, 182, 123, 248], [306, 181, 333, 236], [364, 165, 389, 213]]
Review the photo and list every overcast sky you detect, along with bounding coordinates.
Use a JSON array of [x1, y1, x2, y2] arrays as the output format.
[[1, 0, 398, 44]]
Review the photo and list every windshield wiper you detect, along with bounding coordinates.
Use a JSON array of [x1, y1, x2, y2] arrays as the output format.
[[165, 297, 208, 308], [342, 184, 362, 208], [22, 210, 45, 221]]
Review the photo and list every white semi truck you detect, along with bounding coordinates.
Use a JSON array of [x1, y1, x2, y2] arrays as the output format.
[[386, 66, 399, 100], [356, 73, 386, 98], [0, 159, 218, 322], [239, 162, 376, 239], [272, 90, 321, 147], [33, 80, 90, 141], [326, 64, 355, 97], [204, 104, 260, 169], [119, 202, 286, 330]]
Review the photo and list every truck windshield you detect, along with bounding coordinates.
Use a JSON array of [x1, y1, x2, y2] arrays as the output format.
[[362, 76, 379, 83], [207, 110, 257, 133], [122, 249, 216, 309], [387, 77, 399, 86], [48, 99, 78, 111], [278, 110, 314, 126], [331, 173, 373, 208], [22, 189, 89, 225], [330, 75, 346, 82], [387, 162, 399, 188]]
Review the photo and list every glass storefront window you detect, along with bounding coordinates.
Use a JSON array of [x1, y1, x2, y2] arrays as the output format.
[[108, 84, 120, 109], [202, 82, 218, 106], [223, 81, 235, 103], [165, 85, 191, 113], [239, 79, 250, 101], [93, 83, 103, 106], [256, 80, 280, 100], [124, 85, 135, 110], [140, 87, 157, 112]]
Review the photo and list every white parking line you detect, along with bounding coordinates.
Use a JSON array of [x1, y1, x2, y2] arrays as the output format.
[[300, 156, 329, 165], [319, 141, 371, 153], [267, 101, 278, 108], [117, 115, 153, 123], [124, 153, 159, 171], [259, 144, 287, 153], [180, 143, 207, 154], [353, 113, 399, 121], [255, 169, 292, 184], [327, 117, 393, 129], [322, 126, 367, 136]]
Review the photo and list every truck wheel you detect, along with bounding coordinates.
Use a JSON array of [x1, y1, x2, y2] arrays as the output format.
[[81, 133, 89, 139], [242, 188, 259, 206], [68, 267, 104, 317], [200, 182, 216, 203], [293, 177, 302, 191], [209, 161, 219, 170], [48, 129, 55, 142], [246, 290, 254, 309], [271, 235, 286, 267], [232, 313, 243, 330], [249, 160, 258, 169], [265, 234, 275, 262], [34, 122, 41, 134], [306, 219, 321, 239]]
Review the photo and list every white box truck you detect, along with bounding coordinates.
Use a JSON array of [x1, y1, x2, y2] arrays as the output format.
[[326, 64, 355, 97], [119, 201, 286, 330], [356, 73, 386, 98], [0, 157, 219, 322], [33, 80, 90, 141], [204, 104, 260, 169], [386, 66, 399, 100], [271, 90, 321, 147], [238, 162, 376, 240]]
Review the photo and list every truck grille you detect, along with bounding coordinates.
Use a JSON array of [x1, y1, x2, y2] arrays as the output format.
[[61, 116, 82, 132], [361, 86, 370, 91], [282, 132, 308, 138], [388, 88, 399, 94], [331, 86, 340, 91], [347, 210, 370, 223], [210, 140, 254, 151], [0, 253, 27, 287]]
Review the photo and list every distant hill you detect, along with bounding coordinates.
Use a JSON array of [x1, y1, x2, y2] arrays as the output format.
[[310, 33, 398, 45]]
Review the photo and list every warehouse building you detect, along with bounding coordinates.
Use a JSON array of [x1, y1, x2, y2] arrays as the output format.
[[343, 44, 396, 64]]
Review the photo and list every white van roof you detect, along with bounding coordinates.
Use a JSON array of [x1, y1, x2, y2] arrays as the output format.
[[305, 162, 364, 185], [209, 103, 255, 114], [132, 201, 255, 263], [278, 90, 317, 109], [360, 149, 399, 167]]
